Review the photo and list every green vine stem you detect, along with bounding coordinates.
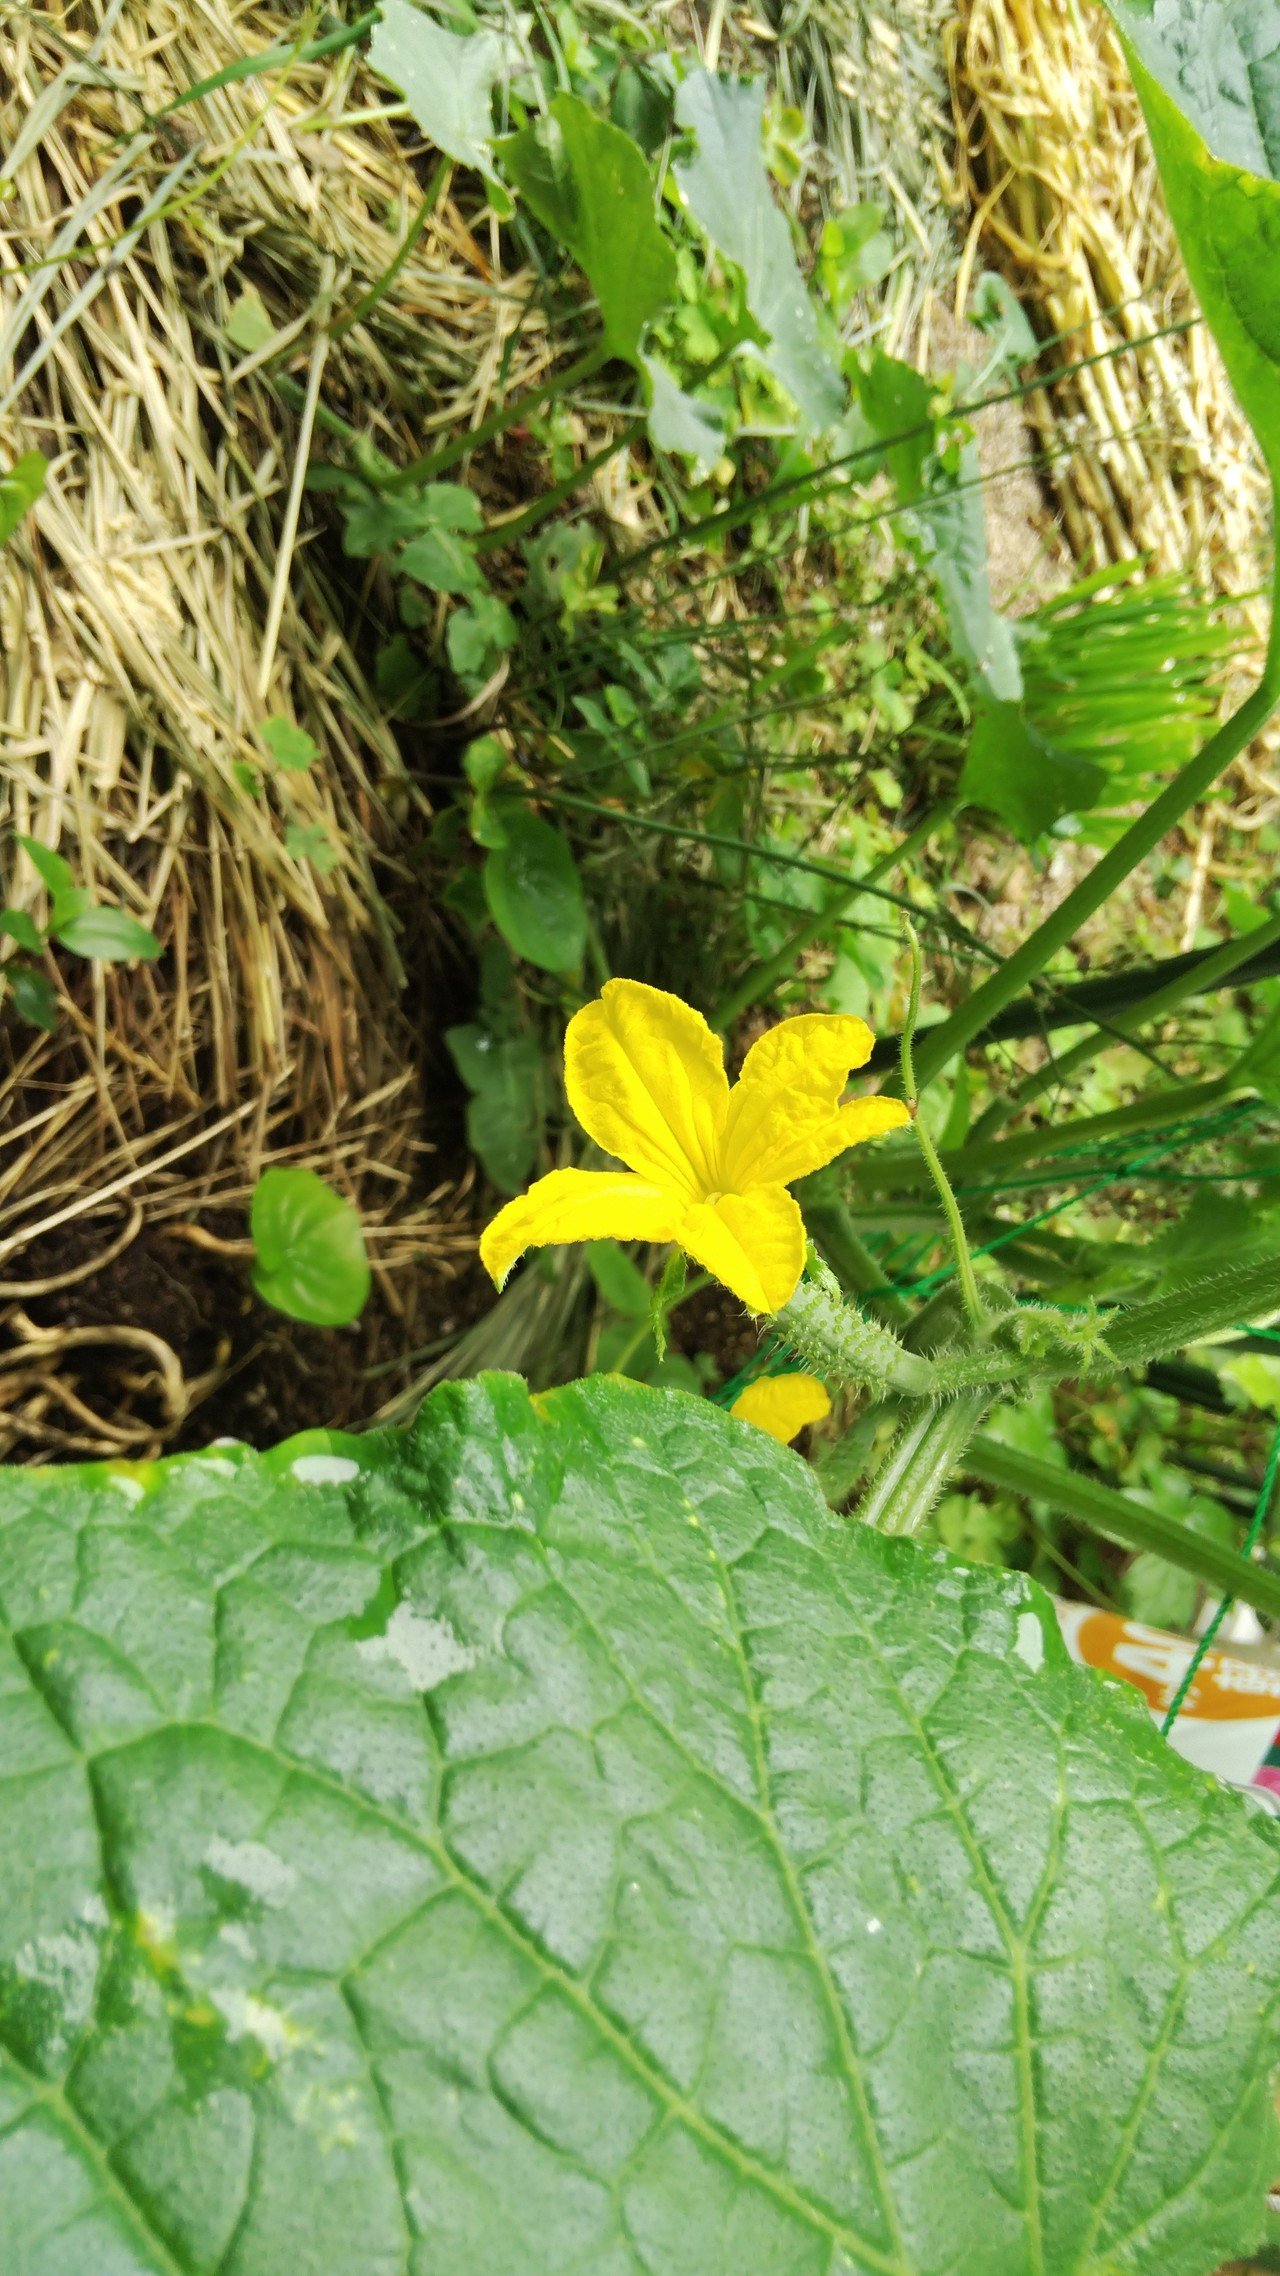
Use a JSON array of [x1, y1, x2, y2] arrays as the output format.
[[964, 1432, 1280, 1623], [969, 903, 1280, 1144], [907, 611, 1280, 1093], [1103, 1256, 1280, 1367], [901, 921, 987, 1333], [778, 1252, 1280, 1410], [859, 1394, 992, 1536]]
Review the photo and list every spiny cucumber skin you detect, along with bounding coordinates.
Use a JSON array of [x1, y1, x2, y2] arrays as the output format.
[[776, 1273, 1106, 1404], [777, 1273, 931, 1399]]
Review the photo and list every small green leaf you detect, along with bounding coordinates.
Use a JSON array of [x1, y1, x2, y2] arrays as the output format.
[[642, 352, 727, 474], [933, 1488, 1022, 1564], [446, 592, 518, 678], [368, 0, 506, 174], [462, 733, 508, 797], [4, 961, 58, 1031], [250, 1164, 371, 1325], [586, 1238, 652, 1318], [674, 72, 844, 430], [225, 284, 277, 354], [0, 449, 46, 545], [260, 716, 320, 772], [483, 808, 586, 971], [462, 732, 512, 847], [17, 833, 74, 899], [0, 906, 45, 955], [52, 905, 163, 962], [375, 633, 435, 720], [819, 203, 894, 306], [285, 823, 339, 875], [343, 485, 479, 562], [1122, 1490, 1236, 1629], [1220, 1349, 1280, 1413], [341, 495, 427, 557], [1099, 0, 1280, 480], [498, 93, 677, 364], [445, 1024, 544, 1193], [48, 884, 93, 932], [959, 697, 1106, 841], [970, 270, 1037, 370], [401, 524, 483, 595]]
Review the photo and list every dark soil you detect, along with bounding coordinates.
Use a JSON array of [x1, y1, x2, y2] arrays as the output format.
[[5, 1205, 492, 1457], [669, 1279, 762, 1387]]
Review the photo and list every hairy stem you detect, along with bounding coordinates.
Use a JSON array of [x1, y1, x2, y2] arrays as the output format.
[[1103, 1256, 1280, 1368], [859, 1394, 992, 1536]]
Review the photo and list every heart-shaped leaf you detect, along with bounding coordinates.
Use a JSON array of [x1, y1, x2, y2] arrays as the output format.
[[482, 806, 586, 971], [250, 1165, 371, 1326]]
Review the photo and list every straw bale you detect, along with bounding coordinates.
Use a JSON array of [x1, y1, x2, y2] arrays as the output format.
[[0, 0, 557, 1453], [948, 0, 1280, 896], [949, 0, 1270, 611]]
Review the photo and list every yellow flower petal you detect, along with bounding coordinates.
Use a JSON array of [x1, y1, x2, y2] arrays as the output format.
[[730, 1372, 832, 1444], [480, 1169, 678, 1288], [676, 1185, 805, 1313], [720, 1013, 906, 1189], [564, 978, 729, 1197]]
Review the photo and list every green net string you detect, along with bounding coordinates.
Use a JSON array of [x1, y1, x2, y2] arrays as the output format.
[[1159, 1415, 1280, 1738]]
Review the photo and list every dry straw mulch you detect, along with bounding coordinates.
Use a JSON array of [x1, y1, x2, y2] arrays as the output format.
[[951, 0, 1269, 587], [0, 0, 969, 1457], [948, 0, 1279, 934], [0, 0, 573, 1456]]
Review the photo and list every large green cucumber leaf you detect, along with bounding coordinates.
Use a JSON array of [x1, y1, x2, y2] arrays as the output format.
[[0, 1374, 1277, 2275], [1099, 0, 1280, 481]]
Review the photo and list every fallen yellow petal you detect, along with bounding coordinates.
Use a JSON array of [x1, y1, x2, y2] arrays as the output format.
[[730, 1372, 832, 1444], [564, 978, 729, 1196], [480, 1168, 678, 1288]]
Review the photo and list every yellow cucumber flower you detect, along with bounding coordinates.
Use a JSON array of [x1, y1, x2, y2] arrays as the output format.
[[729, 1372, 832, 1444], [480, 978, 909, 1313]]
